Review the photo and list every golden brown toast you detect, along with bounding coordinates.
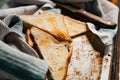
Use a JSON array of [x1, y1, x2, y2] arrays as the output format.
[[64, 16, 88, 37], [31, 27, 72, 80], [20, 12, 72, 43]]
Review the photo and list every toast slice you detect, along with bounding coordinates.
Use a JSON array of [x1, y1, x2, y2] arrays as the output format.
[[66, 32, 103, 80], [20, 12, 72, 43], [31, 27, 72, 80], [64, 16, 88, 37]]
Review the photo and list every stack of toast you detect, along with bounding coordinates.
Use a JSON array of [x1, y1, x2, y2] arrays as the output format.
[[20, 12, 103, 80]]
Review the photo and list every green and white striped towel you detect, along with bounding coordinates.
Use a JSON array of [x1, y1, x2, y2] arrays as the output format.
[[0, 15, 48, 80]]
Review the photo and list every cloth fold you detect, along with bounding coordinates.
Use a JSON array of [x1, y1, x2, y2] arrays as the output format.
[[14, 0, 55, 6], [0, 15, 39, 57], [0, 40, 48, 80], [87, 0, 119, 45], [54, 0, 94, 3], [0, 15, 49, 80], [0, 5, 38, 18]]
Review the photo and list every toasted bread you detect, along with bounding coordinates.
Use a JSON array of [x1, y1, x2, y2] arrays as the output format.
[[31, 27, 72, 80], [26, 29, 34, 47], [20, 12, 72, 43], [66, 32, 103, 80], [64, 16, 88, 37]]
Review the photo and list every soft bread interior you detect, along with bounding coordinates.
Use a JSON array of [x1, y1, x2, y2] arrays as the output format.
[[31, 27, 72, 80], [64, 16, 88, 37], [66, 31, 104, 80]]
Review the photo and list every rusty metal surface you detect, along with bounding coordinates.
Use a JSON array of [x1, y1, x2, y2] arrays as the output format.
[[57, 6, 115, 79], [110, 1, 119, 80], [66, 30, 113, 80]]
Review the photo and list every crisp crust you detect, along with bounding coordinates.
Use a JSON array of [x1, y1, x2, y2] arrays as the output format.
[[64, 16, 88, 37], [31, 27, 72, 80], [26, 28, 34, 47], [63, 45, 73, 80]]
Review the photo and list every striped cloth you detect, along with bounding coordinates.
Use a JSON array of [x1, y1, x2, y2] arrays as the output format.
[[0, 15, 48, 80], [0, 40, 48, 80]]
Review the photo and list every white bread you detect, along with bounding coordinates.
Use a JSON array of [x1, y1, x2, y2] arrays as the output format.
[[20, 12, 72, 43], [66, 34, 102, 80], [64, 16, 88, 37], [31, 27, 72, 80]]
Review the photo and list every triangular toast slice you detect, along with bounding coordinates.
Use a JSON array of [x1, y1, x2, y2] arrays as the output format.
[[64, 16, 88, 37], [66, 32, 103, 80], [31, 27, 72, 80], [20, 12, 72, 43]]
